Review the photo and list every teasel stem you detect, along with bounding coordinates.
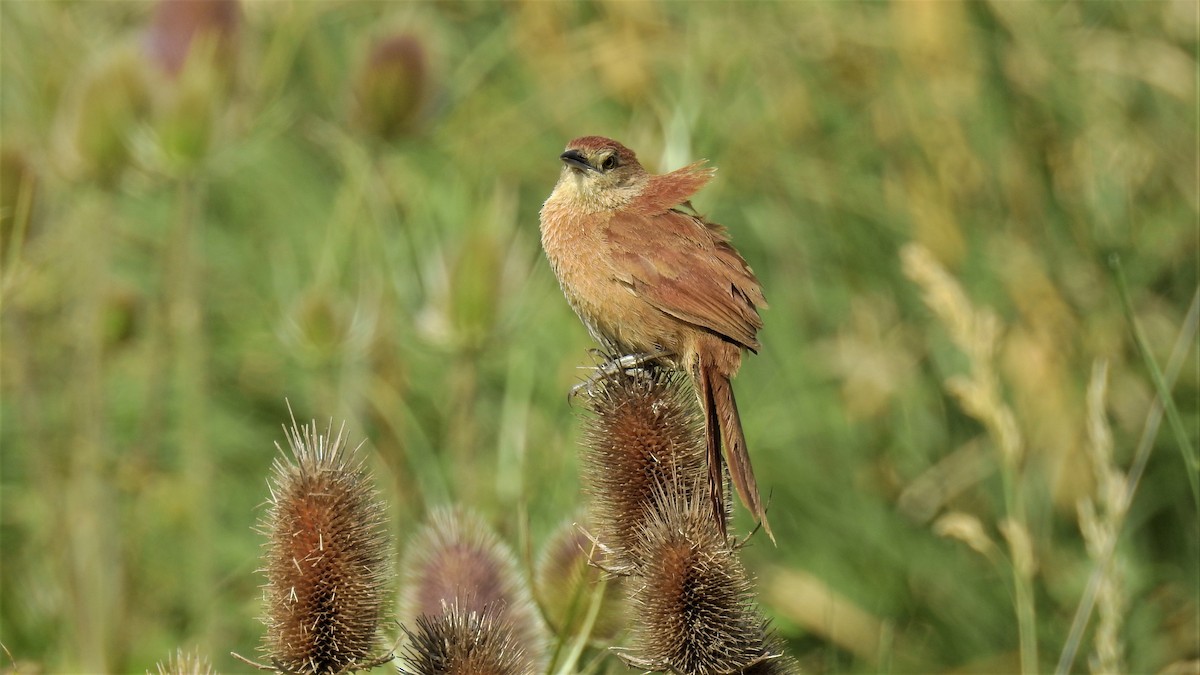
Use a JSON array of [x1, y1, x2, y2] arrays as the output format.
[[169, 175, 217, 647]]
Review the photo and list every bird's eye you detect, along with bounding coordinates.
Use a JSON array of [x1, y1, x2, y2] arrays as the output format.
[[601, 155, 618, 171]]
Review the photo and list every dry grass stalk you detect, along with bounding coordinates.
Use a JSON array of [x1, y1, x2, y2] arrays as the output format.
[[1078, 361, 1127, 675], [901, 242, 1038, 674], [932, 511, 998, 560], [900, 244, 1022, 468]]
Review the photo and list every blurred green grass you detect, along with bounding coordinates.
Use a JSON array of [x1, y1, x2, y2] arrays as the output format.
[[1, 1, 1196, 673]]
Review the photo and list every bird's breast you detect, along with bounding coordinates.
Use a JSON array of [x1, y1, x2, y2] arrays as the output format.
[[539, 199, 687, 360]]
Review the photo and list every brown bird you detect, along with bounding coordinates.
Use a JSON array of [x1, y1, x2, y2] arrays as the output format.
[[539, 136, 771, 541]]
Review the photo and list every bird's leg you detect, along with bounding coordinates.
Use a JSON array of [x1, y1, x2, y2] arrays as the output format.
[[569, 352, 660, 399]]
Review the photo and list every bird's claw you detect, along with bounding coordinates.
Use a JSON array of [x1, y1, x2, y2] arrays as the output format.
[[568, 352, 659, 402]]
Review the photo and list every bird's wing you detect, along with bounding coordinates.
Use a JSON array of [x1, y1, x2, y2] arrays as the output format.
[[629, 161, 716, 215], [605, 208, 767, 352]]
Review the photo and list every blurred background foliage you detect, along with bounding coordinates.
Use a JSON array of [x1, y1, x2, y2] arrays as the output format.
[[1, 1, 1196, 673]]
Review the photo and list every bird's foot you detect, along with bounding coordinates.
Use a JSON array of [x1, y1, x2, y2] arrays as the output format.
[[568, 352, 659, 400]]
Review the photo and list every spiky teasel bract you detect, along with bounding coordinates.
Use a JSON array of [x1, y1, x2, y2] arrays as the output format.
[[623, 478, 779, 675], [742, 635, 801, 675], [398, 602, 531, 675], [534, 515, 624, 642], [152, 649, 216, 675], [578, 366, 720, 569], [256, 418, 392, 675], [399, 507, 545, 672]]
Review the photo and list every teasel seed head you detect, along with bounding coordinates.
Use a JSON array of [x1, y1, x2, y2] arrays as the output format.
[[152, 649, 216, 675], [258, 418, 392, 675], [534, 515, 624, 642], [578, 367, 716, 570], [624, 478, 773, 675], [399, 507, 544, 672], [144, 0, 240, 78], [350, 33, 430, 141], [141, 0, 241, 169], [55, 43, 152, 185], [398, 602, 531, 675]]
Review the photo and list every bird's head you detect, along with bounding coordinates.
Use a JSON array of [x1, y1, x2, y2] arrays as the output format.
[[552, 136, 649, 211]]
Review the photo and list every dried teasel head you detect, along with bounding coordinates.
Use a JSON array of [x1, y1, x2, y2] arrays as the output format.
[[399, 507, 544, 672], [578, 366, 717, 569], [257, 417, 392, 675], [151, 649, 216, 675], [624, 478, 776, 675], [350, 33, 430, 141], [55, 43, 153, 185], [141, 0, 241, 169], [534, 515, 624, 642], [398, 602, 531, 675]]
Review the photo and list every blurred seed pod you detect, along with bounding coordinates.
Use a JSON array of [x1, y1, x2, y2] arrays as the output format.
[[258, 418, 392, 675], [623, 478, 775, 675], [55, 43, 153, 186], [152, 649, 216, 675], [143, 0, 240, 79], [398, 602, 531, 675], [350, 33, 430, 142], [102, 284, 143, 352], [534, 515, 624, 642], [398, 507, 544, 672], [578, 367, 715, 570], [0, 145, 39, 258], [281, 287, 358, 366], [142, 0, 241, 169], [417, 186, 526, 353]]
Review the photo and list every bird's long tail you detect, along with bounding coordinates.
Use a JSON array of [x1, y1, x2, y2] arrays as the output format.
[[698, 359, 775, 544]]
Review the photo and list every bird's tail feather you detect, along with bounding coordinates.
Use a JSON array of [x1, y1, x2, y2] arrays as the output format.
[[697, 365, 728, 540], [700, 360, 775, 544]]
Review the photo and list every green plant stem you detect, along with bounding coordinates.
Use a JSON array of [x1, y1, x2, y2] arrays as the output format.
[[170, 177, 214, 641], [1110, 255, 1200, 510], [1000, 465, 1039, 675], [553, 577, 607, 675], [0, 163, 35, 293], [66, 189, 119, 672], [1055, 286, 1200, 675]]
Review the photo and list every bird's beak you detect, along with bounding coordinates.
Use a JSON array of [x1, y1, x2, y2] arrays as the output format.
[[560, 149, 595, 173]]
